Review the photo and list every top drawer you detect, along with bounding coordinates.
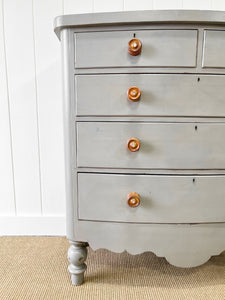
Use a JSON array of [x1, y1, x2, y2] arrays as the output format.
[[203, 30, 225, 68], [75, 30, 198, 69]]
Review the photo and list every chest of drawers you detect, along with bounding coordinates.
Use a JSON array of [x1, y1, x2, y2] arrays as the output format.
[[54, 10, 225, 285]]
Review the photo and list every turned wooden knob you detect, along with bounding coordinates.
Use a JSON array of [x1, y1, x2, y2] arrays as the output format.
[[127, 192, 140, 207], [128, 38, 142, 56], [127, 86, 141, 102], [127, 137, 140, 152]]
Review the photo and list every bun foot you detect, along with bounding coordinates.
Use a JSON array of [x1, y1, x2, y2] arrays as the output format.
[[68, 241, 88, 286]]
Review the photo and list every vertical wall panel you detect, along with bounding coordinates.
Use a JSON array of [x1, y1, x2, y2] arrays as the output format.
[[64, 0, 93, 14], [94, 0, 123, 12], [211, 0, 225, 10], [0, 0, 15, 216], [3, 0, 42, 215], [33, 0, 66, 215], [124, 0, 153, 10], [182, 0, 211, 10], [153, 0, 182, 9], [0, 0, 224, 234]]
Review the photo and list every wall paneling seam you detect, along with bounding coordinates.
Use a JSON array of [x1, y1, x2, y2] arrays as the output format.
[[2, 0, 16, 215], [32, 0, 43, 215]]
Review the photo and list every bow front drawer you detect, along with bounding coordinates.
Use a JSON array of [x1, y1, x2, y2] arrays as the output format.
[[75, 30, 197, 69], [77, 122, 225, 169], [78, 173, 225, 223], [76, 74, 225, 116]]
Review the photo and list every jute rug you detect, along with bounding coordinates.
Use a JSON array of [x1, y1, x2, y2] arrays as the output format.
[[0, 237, 224, 299]]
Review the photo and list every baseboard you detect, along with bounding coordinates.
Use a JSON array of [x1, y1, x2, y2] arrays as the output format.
[[0, 216, 66, 236]]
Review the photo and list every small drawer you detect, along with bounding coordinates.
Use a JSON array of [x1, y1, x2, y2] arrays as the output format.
[[202, 30, 225, 68], [76, 74, 225, 117], [75, 30, 197, 69], [78, 173, 225, 223], [77, 122, 225, 169]]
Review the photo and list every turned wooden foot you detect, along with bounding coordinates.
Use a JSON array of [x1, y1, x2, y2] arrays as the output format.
[[67, 241, 88, 286]]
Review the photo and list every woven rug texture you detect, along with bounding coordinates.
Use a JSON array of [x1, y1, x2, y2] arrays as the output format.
[[0, 237, 224, 300]]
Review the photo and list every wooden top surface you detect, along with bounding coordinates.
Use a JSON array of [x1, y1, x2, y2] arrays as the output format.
[[54, 10, 225, 39]]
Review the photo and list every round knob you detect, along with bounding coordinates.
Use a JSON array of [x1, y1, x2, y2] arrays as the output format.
[[127, 192, 140, 207], [127, 86, 141, 102], [127, 137, 140, 152], [128, 39, 142, 56]]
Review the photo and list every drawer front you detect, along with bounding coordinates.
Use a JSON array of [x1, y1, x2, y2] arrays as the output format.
[[78, 173, 225, 223], [76, 74, 225, 116], [203, 30, 225, 68], [75, 30, 197, 69], [77, 122, 225, 169]]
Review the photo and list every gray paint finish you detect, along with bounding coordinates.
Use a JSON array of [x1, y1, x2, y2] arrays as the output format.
[[55, 10, 225, 285], [203, 30, 225, 68], [77, 122, 225, 169], [76, 221, 225, 268], [75, 30, 197, 69], [76, 74, 225, 116], [54, 10, 225, 39], [78, 173, 225, 223]]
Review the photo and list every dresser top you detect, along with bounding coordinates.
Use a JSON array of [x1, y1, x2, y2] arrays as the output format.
[[54, 9, 225, 39]]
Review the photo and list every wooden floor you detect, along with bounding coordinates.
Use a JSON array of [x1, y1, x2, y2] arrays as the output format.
[[0, 237, 224, 299]]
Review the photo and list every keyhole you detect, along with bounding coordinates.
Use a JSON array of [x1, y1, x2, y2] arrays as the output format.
[[193, 178, 196, 183], [197, 77, 200, 82], [195, 125, 198, 131], [133, 33, 136, 38]]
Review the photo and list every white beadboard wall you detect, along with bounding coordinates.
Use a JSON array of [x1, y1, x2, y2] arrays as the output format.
[[0, 0, 225, 235]]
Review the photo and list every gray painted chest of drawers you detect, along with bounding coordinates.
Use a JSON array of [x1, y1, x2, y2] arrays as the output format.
[[54, 10, 225, 285]]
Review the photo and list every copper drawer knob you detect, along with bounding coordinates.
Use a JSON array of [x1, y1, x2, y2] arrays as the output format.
[[127, 86, 141, 102], [127, 192, 140, 207], [127, 137, 140, 152], [128, 38, 142, 56]]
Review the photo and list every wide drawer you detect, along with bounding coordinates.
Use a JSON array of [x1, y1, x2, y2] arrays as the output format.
[[78, 173, 225, 223], [203, 30, 225, 68], [75, 30, 197, 69], [77, 122, 225, 169], [76, 74, 225, 116]]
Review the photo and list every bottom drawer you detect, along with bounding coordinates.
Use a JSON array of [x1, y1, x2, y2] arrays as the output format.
[[78, 173, 225, 223]]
